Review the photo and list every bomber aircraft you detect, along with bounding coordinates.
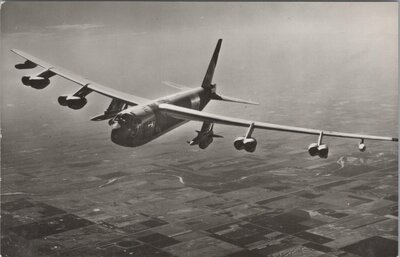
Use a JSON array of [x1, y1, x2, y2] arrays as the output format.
[[11, 39, 398, 158]]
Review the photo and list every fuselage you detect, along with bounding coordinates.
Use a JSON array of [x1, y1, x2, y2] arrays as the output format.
[[110, 87, 212, 147]]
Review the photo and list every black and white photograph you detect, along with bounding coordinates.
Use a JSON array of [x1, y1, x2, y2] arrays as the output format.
[[1, 1, 398, 257]]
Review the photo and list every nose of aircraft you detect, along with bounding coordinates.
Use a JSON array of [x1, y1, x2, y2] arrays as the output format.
[[109, 113, 141, 147], [111, 126, 130, 146], [110, 116, 129, 146]]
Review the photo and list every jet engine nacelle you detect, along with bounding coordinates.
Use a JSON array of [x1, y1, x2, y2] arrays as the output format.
[[308, 143, 319, 156], [317, 144, 329, 159], [58, 95, 87, 110], [15, 60, 37, 69], [358, 143, 366, 152], [308, 143, 329, 158], [234, 136, 245, 150], [21, 76, 50, 89], [234, 137, 257, 152]]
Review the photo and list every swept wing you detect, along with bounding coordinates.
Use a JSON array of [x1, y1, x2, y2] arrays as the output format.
[[11, 49, 149, 106], [158, 103, 398, 142]]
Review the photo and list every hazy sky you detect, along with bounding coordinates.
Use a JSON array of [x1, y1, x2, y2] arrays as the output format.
[[1, 6, 398, 257], [1, 2, 397, 151]]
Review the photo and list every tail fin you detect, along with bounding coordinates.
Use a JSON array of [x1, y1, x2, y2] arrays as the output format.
[[202, 39, 222, 89], [201, 39, 258, 105]]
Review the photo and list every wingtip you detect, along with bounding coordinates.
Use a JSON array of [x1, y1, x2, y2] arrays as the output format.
[[242, 100, 259, 105], [393, 137, 398, 142], [10, 48, 22, 55]]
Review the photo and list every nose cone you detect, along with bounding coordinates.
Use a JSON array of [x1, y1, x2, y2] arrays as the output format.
[[111, 127, 132, 147]]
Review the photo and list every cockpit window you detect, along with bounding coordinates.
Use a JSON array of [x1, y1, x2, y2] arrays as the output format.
[[119, 113, 133, 125], [114, 113, 141, 137]]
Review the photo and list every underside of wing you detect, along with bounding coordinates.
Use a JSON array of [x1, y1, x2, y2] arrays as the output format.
[[11, 49, 150, 111], [158, 103, 398, 142]]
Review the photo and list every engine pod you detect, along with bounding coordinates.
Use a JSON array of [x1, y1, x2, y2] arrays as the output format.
[[58, 95, 87, 110], [233, 137, 245, 150], [15, 60, 37, 69], [317, 144, 329, 159], [58, 96, 68, 106], [30, 77, 50, 89], [243, 138, 257, 153], [308, 143, 319, 156], [358, 143, 366, 152], [67, 96, 87, 110], [21, 76, 50, 89], [21, 76, 31, 86]]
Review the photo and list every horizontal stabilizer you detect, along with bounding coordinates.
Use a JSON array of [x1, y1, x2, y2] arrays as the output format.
[[162, 81, 191, 91], [210, 94, 258, 105]]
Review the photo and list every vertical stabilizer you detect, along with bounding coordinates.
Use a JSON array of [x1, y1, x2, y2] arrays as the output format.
[[201, 39, 222, 89]]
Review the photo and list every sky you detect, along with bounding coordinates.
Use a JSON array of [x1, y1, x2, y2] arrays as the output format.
[[1, 2, 397, 154]]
